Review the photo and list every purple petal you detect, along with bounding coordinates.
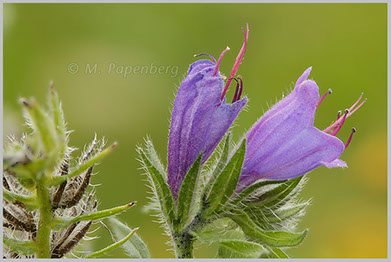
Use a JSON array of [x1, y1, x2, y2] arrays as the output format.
[[168, 59, 247, 199], [322, 158, 347, 168], [294, 66, 312, 88], [238, 79, 345, 191]]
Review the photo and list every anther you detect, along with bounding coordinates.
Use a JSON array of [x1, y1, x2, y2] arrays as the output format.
[[213, 46, 230, 77], [345, 128, 356, 149], [193, 53, 216, 63], [336, 110, 342, 120], [316, 89, 332, 109]]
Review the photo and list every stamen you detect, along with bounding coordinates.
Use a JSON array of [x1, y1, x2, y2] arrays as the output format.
[[345, 128, 356, 149], [323, 93, 367, 133], [316, 89, 332, 109], [193, 53, 216, 63], [220, 24, 249, 101], [231, 78, 239, 103], [213, 46, 230, 77], [330, 109, 348, 136], [330, 110, 342, 133], [336, 110, 342, 120], [237, 75, 244, 101]]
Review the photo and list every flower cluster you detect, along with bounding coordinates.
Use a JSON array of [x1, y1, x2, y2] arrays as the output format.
[[140, 24, 366, 258]]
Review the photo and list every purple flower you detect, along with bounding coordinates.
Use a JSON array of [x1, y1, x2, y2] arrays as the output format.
[[237, 67, 366, 191], [168, 25, 249, 199]]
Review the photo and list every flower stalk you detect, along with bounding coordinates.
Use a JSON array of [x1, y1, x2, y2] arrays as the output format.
[[35, 174, 53, 258]]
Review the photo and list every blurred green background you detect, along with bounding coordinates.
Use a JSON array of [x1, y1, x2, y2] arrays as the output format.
[[3, 3, 387, 258]]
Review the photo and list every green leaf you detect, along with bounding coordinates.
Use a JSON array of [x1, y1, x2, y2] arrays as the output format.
[[217, 239, 267, 258], [85, 227, 139, 258], [265, 202, 309, 223], [229, 210, 308, 247], [20, 98, 57, 155], [265, 247, 289, 258], [4, 237, 38, 256], [3, 189, 38, 210], [144, 138, 166, 178], [138, 148, 175, 225], [201, 133, 231, 203], [105, 218, 150, 258], [194, 229, 244, 244], [53, 202, 135, 229], [49, 85, 66, 138], [177, 152, 202, 228], [244, 176, 304, 208], [227, 179, 287, 209], [50, 142, 117, 187], [204, 138, 246, 216]]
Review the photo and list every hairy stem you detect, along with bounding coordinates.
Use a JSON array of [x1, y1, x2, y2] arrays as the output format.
[[173, 232, 194, 258], [35, 174, 52, 258], [172, 214, 209, 259]]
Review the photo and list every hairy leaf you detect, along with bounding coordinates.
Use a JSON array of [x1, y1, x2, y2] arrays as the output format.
[[217, 239, 267, 258], [85, 227, 139, 258], [53, 202, 135, 229], [201, 133, 231, 203], [229, 210, 308, 247], [105, 218, 150, 258], [139, 148, 175, 225], [177, 152, 202, 228], [4, 237, 38, 256], [204, 139, 246, 216]]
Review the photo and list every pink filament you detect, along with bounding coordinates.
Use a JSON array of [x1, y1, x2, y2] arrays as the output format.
[[345, 128, 356, 149], [316, 89, 332, 109], [213, 47, 230, 77], [323, 94, 366, 133], [330, 110, 348, 136], [220, 24, 249, 101], [348, 92, 363, 112]]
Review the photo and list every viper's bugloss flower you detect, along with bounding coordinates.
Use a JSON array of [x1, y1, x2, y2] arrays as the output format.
[[237, 67, 366, 191], [168, 25, 249, 199]]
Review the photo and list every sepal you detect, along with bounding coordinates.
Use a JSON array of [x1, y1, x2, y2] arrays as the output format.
[[202, 138, 246, 217]]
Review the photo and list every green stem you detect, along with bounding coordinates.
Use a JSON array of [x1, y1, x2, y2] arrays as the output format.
[[172, 214, 208, 259], [35, 175, 52, 258], [173, 232, 194, 259]]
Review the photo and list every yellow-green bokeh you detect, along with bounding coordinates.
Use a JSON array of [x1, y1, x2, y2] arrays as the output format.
[[3, 3, 387, 258]]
